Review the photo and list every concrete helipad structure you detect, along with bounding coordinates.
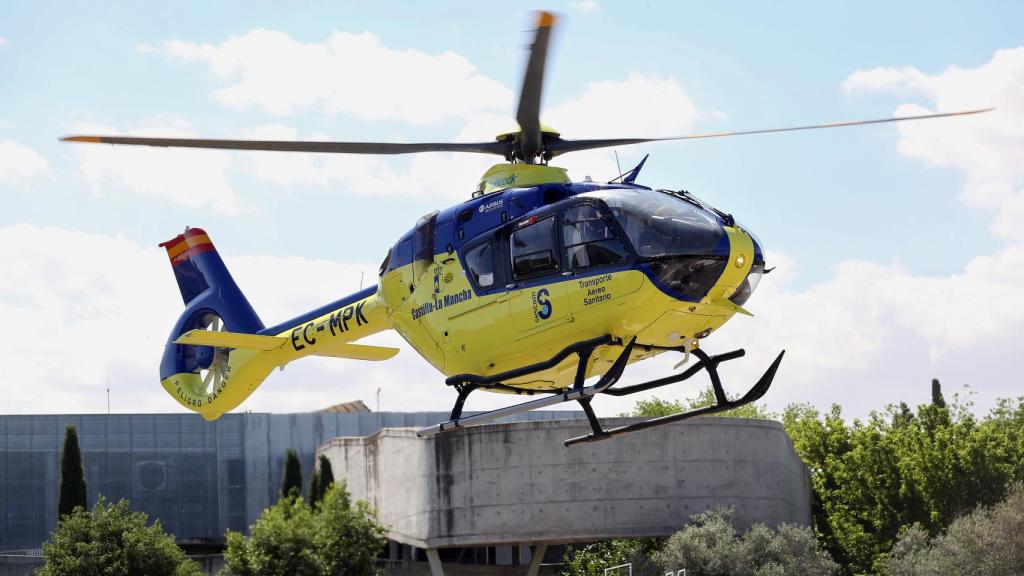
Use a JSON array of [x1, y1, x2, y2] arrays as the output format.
[[318, 416, 811, 576]]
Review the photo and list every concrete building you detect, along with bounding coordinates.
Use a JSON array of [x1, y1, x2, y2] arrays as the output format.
[[319, 417, 811, 576], [1, 411, 811, 576], [0, 410, 576, 553]]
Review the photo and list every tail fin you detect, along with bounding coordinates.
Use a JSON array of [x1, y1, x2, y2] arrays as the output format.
[[158, 228, 263, 332], [158, 228, 265, 419]]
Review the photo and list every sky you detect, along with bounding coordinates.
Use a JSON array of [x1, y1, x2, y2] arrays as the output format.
[[1, 0, 1022, 420]]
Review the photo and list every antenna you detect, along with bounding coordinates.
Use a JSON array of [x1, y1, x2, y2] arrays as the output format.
[[613, 150, 622, 175], [106, 375, 110, 414], [360, 271, 365, 290]]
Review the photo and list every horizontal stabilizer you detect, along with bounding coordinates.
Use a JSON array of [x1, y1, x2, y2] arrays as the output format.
[[316, 343, 399, 361], [175, 330, 286, 351]]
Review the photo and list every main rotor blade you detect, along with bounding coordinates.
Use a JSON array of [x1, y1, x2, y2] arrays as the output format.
[[60, 135, 508, 156], [516, 11, 556, 163], [546, 107, 995, 156]]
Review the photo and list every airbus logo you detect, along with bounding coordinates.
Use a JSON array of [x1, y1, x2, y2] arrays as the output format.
[[479, 198, 504, 213]]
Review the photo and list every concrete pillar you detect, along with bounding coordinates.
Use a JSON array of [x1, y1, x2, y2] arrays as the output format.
[[526, 544, 548, 576], [426, 548, 444, 576]]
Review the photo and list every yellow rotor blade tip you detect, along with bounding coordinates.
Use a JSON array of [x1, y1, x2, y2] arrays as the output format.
[[537, 11, 556, 28]]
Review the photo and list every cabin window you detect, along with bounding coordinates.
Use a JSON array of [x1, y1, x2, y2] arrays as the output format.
[[378, 247, 392, 276], [413, 211, 439, 263], [397, 237, 413, 266], [510, 216, 559, 279], [562, 203, 626, 269], [465, 242, 495, 288]]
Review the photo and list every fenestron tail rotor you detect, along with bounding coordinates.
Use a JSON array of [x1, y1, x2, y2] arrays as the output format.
[[60, 11, 993, 170]]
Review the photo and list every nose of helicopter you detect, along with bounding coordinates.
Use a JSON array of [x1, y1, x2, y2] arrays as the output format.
[[728, 229, 765, 307]]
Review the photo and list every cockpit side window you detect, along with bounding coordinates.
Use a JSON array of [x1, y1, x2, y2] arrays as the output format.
[[464, 242, 495, 288], [510, 216, 559, 279], [413, 211, 439, 263], [562, 203, 626, 269]]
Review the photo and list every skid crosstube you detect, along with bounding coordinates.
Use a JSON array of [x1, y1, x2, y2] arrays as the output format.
[[416, 334, 784, 446]]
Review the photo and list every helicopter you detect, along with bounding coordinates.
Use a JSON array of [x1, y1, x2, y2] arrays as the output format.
[[62, 12, 989, 446]]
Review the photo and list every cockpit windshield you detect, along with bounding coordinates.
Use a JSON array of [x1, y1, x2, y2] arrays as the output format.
[[581, 189, 724, 258]]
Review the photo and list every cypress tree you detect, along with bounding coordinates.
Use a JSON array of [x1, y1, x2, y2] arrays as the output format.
[[281, 449, 302, 499], [308, 467, 321, 509], [317, 454, 334, 493], [58, 425, 87, 517], [309, 455, 334, 508], [931, 378, 946, 409]]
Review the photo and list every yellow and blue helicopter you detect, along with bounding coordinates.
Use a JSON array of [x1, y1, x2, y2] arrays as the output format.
[[63, 12, 988, 445]]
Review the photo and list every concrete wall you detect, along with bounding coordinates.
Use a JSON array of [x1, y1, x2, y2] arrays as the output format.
[[318, 417, 811, 549]]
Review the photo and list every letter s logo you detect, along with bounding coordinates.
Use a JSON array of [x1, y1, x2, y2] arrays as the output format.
[[536, 288, 552, 320]]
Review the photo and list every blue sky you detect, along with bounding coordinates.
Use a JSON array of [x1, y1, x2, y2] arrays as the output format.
[[1, 1, 1022, 418]]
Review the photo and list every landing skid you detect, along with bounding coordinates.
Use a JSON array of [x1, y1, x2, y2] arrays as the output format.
[[416, 335, 785, 447]]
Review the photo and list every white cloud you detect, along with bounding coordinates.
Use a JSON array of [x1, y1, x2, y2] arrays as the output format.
[[0, 140, 48, 183], [844, 47, 1024, 242], [70, 119, 241, 214], [160, 29, 513, 123], [569, 0, 601, 14], [546, 72, 698, 181], [0, 37, 6, 47]]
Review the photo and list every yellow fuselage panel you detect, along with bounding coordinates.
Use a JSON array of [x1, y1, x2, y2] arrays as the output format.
[[379, 224, 754, 392]]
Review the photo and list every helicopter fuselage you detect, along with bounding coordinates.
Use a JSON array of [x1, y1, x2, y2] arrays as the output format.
[[374, 173, 764, 393]]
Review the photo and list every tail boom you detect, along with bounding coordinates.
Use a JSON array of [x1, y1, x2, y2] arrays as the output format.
[[160, 280, 391, 420]]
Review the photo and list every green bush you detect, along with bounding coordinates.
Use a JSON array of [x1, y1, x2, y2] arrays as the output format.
[[561, 509, 835, 576], [886, 483, 1024, 576], [37, 497, 200, 576], [653, 508, 838, 576], [224, 481, 387, 576]]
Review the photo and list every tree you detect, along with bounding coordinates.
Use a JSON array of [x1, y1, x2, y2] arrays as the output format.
[[224, 482, 387, 576], [309, 455, 334, 509], [562, 538, 660, 576], [782, 390, 1024, 575], [58, 425, 87, 517], [281, 449, 302, 499], [653, 508, 839, 576], [37, 496, 201, 576], [887, 483, 1024, 576]]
